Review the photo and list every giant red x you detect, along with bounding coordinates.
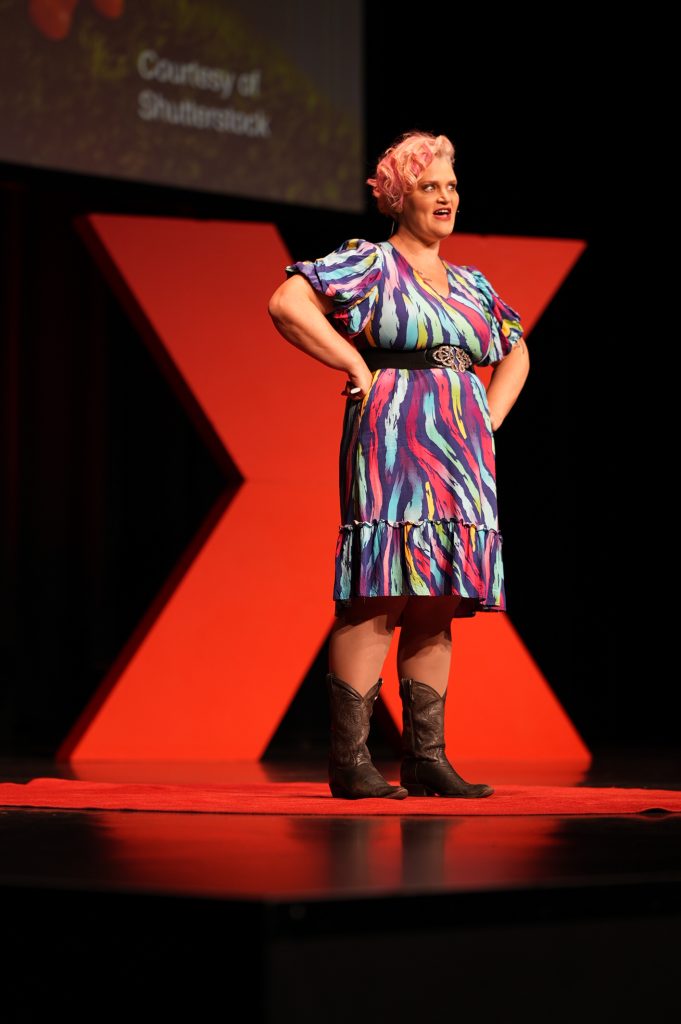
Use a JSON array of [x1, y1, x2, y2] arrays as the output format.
[[59, 219, 589, 763]]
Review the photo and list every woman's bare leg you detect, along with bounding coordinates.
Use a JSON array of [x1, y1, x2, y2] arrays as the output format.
[[328, 596, 410, 696], [396, 596, 463, 695]]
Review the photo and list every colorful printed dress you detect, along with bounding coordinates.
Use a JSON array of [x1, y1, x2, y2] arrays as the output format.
[[284, 238, 524, 619]]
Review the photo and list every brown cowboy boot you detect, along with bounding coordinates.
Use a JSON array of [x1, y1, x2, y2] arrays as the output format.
[[399, 677, 494, 798], [327, 672, 408, 799]]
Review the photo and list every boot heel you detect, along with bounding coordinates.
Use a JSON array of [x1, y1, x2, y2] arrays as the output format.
[[404, 783, 434, 797], [329, 782, 353, 799]]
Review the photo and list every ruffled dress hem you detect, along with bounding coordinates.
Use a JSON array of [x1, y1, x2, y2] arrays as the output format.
[[333, 516, 506, 620]]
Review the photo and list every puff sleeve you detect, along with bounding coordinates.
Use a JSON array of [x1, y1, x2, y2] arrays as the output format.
[[463, 265, 524, 367], [285, 238, 383, 339]]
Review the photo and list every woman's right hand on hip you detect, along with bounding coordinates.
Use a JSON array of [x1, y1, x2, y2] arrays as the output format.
[[341, 363, 375, 401]]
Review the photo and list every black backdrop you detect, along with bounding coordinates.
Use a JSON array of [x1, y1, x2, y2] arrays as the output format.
[[0, 10, 672, 757]]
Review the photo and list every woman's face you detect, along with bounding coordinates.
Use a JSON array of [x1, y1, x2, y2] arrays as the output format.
[[398, 155, 459, 242]]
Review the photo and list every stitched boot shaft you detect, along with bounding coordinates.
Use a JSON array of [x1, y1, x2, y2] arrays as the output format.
[[326, 673, 408, 799], [401, 677, 447, 762], [399, 677, 494, 798], [328, 673, 380, 768]]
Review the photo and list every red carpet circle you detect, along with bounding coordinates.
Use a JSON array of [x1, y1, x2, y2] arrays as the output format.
[[1, 778, 681, 815]]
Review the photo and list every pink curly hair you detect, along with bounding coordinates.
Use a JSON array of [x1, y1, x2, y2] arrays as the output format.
[[367, 130, 456, 218]]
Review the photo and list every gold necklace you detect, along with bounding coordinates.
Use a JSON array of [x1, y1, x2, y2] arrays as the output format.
[[417, 260, 447, 281], [413, 258, 449, 294]]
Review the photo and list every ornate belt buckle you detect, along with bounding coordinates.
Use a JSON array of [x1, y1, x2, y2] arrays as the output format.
[[427, 346, 470, 370]]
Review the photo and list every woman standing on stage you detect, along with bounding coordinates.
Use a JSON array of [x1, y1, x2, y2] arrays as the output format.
[[268, 130, 530, 800]]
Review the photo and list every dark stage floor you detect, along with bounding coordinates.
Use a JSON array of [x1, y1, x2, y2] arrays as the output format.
[[2, 750, 680, 1022], [1, 750, 681, 900]]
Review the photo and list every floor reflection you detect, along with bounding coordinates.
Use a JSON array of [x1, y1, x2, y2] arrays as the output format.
[[0, 799, 679, 899]]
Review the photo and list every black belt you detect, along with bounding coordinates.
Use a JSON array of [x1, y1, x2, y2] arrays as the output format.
[[361, 345, 475, 372]]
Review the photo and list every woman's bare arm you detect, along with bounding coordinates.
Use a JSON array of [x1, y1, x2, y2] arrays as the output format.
[[485, 337, 530, 430], [268, 275, 373, 397]]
